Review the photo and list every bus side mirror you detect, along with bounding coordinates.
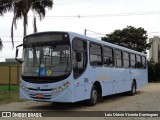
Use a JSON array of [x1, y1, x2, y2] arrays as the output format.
[[76, 51, 82, 62], [15, 44, 24, 64]]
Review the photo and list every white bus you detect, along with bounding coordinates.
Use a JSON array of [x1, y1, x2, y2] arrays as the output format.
[[16, 31, 148, 106]]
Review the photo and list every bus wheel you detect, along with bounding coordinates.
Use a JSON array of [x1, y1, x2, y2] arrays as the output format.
[[87, 85, 98, 106], [129, 81, 136, 96]]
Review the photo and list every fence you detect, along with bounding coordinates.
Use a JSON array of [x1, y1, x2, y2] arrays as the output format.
[[0, 64, 21, 92]]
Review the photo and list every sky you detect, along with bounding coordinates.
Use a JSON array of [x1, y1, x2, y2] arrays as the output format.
[[0, 0, 160, 62]]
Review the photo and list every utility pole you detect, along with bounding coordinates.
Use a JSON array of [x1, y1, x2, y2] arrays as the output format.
[[84, 29, 87, 36]]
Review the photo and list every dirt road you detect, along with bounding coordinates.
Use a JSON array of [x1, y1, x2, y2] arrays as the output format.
[[0, 83, 160, 120]]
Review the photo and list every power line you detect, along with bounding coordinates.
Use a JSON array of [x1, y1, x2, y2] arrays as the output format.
[[1, 31, 159, 43], [84, 29, 106, 36], [0, 31, 160, 38], [0, 36, 23, 37], [2, 41, 22, 43], [55, 0, 92, 6], [147, 32, 160, 34], [1, 10, 160, 19], [31, 10, 160, 18]]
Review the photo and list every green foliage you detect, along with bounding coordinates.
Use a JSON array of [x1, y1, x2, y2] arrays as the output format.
[[148, 61, 155, 82], [0, 91, 21, 105], [148, 61, 160, 82], [0, 85, 19, 92], [0, 0, 13, 16], [102, 26, 150, 52], [154, 62, 160, 81], [0, 0, 54, 47]]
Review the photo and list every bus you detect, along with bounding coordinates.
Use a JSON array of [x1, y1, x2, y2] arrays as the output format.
[[15, 31, 148, 106]]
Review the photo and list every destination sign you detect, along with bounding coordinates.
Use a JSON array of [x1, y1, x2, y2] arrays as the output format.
[[24, 33, 69, 44]]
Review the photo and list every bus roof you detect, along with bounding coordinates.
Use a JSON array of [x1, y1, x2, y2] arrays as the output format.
[[24, 31, 147, 57], [68, 31, 147, 57]]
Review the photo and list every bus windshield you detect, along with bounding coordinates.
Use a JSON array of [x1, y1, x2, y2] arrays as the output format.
[[22, 44, 71, 77], [21, 32, 71, 81]]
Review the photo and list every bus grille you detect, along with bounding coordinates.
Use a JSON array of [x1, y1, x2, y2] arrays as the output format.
[[28, 88, 53, 91]]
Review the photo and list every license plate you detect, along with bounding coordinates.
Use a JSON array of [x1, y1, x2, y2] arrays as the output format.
[[35, 94, 44, 98]]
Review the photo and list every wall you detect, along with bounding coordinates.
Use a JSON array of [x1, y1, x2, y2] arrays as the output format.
[[0, 63, 21, 85]]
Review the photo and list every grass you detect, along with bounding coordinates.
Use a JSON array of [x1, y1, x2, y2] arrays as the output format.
[[0, 91, 22, 105], [0, 85, 19, 92], [0, 85, 21, 105]]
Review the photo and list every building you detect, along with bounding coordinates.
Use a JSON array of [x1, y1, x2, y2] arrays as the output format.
[[149, 36, 160, 63]]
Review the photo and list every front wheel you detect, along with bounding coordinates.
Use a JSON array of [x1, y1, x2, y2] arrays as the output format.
[[129, 81, 136, 96], [87, 85, 98, 106]]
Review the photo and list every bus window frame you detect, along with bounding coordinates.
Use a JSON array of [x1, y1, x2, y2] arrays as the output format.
[[114, 49, 123, 68], [123, 51, 130, 68], [89, 42, 103, 67], [136, 54, 142, 69], [103, 45, 114, 67], [130, 53, 136, 68], [72, 37, 88, 79], [142, 56, 147, 69]]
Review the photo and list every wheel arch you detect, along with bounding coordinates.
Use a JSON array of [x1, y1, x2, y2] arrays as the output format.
[[133, 79, 137, 89], [93, 81, 102, 98]]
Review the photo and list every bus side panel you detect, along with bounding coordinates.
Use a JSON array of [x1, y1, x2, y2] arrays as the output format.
[[104, 82, 113, 96], [74, 67, 148, 102], [74, 82, 85, 102], [135, 69, 148, 89], [84, 67, 114, 98]]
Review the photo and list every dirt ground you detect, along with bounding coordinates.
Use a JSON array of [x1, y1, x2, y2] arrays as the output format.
[[0, 83, 160, 120]]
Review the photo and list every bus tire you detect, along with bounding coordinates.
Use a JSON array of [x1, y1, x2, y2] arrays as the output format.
[[87, 85, 98, 106], [129, 81, 136, 96]]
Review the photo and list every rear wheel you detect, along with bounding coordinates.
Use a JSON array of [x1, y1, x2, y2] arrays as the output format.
[[87, 85, 98, 106], [129, 81, 136, 96]]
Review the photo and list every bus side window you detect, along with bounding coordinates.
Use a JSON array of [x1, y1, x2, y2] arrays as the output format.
[[89, 43, 103, 66], [130, 54, 136, 68], [136, 55, 142, 69], [114, 49, 122, 67], [73, 39, 87, 79], [103, 46, 114, 67], [142, 56, 146, 69], [123, 52, 130, 68]]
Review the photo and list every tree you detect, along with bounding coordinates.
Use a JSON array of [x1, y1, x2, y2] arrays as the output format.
[[154, 62, 160, 81], [101, 26, 151, 52], [0, 38, 3, 51], [148, 61, 155, 82], [0, 0, 53, 47], [148, 61, 160, 82]]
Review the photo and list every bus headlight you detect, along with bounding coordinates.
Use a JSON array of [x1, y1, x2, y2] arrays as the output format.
[[20, 83, 29, 92], [52, 81, 70, 93]]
